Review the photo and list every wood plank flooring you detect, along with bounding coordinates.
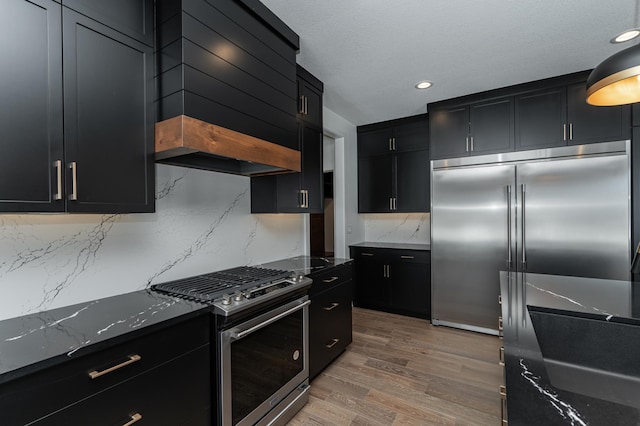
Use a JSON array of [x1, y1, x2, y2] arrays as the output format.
[[289, 308, 503, 425]]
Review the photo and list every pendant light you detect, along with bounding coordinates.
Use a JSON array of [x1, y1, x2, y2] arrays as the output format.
[[587, 2, 640, 106]]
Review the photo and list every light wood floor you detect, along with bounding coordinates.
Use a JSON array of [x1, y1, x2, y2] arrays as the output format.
[[289, 308, 503, 425]]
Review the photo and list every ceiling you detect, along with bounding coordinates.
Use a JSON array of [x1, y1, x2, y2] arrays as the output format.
[[261, 0, 639, 126]]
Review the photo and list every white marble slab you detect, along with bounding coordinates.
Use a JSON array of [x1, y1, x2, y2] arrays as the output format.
[[0, 165, 304, 321], [363, 213, 430, 244]]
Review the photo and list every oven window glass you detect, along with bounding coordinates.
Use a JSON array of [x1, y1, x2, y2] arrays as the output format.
[[231, 309, 304, 424]]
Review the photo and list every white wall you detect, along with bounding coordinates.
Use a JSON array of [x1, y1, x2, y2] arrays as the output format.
[[323, 106, 363, 258], [0, 165, 305, 321]]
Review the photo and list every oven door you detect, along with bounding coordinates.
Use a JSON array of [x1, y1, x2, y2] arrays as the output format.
[[219, 296, 310, 426]]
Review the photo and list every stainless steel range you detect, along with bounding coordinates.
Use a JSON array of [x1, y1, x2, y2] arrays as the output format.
[[152, 266, 312, 426]]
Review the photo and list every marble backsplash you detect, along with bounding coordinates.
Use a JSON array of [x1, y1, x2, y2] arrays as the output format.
[[363, 213, 430, 244], [0, 165, 305, 321]]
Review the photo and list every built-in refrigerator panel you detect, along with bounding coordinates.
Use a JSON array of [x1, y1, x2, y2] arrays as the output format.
[[431, 141, 631, 334], [431, 164, 516, 333], [517, 154, 630, 281]]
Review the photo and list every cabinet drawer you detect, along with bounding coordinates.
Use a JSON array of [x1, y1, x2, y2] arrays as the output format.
[[34, 345, 211, 426], [0, 315, 209, 425], [309, 281, 353, 379], [391, 250, 430, 264], [308, 263, 353, 296]]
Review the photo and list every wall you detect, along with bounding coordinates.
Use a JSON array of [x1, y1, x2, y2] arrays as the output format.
[[323, 106, 363, 258], [0, 165, 305, 321], [363, 213, 430, 244]]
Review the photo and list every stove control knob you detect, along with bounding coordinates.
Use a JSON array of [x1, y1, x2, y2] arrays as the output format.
[[221, 294, 232, 305], [233, 291, 243, 302]]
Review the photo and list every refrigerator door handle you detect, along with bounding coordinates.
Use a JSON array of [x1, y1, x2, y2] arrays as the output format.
[[520, 183, 526, 269], [506, 185, 512, 270]]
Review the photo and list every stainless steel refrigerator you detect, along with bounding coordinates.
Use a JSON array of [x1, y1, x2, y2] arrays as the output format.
[[430, 141, 631, 334]]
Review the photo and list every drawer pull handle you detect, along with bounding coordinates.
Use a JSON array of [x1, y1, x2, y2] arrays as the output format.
[[499, 346, 505, 367], [323, 276, 339, 283], [361, 252, 374, 257], [326, 338, 340, 349], [400, 255, 414, 259], [123, 413, 142, 426], [323, 302, 340, 311], [88, 354, 141, 379]]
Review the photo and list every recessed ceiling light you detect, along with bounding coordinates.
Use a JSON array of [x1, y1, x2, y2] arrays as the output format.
[[611, 29, 640, 43], [415, 81, 433, 90]]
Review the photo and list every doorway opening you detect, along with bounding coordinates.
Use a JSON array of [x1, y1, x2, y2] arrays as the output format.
[[310, 172, 334, 257]]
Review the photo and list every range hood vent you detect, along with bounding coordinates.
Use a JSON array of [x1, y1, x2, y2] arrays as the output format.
[[155, 115, 301, 176]]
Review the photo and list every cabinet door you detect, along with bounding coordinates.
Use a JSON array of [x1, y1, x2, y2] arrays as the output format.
[[301, 123, 323, 213], [394, 117, 429, 152], [358, 127, 394, 157], [63, 8, 154, 213], [389, 259, 430, 319], [299, 79, 323, 129], [352, 252, 388, 309], [469, 97, 514, 155], [358, 156, 393, 212], [395, 150, 429, 212], [429, 106, 469, 160], [0, 0, 64, 212], [567, 83, 631, 145], [275, 173, 302, 212], [515, 87, 566, 150]]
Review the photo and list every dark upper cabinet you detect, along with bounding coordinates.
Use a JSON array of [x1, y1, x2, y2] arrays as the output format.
[[251, 68, 324, 213], [61, 0, 154, 46], [0, 0, 154, 213], [430, 97, 514, 160], [63, 8, 154, 213], [566, 83, 631, 145], [0, 0, 64, 212], [357, 115, 429, 213], [297, 65, 323, 129], [516, 83, 630, 151]]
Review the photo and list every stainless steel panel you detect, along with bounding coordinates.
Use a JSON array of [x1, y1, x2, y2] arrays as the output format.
[[432, 164, 516, 330], [432, 140, 628, 169], [516, 154, 630, 281]]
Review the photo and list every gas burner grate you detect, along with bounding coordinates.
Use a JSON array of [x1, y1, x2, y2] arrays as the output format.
[[151, 266, 291, 301]]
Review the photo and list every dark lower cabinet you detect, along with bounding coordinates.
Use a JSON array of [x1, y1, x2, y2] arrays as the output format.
[[0, 0, 154, 213], [350, 245, 431, 319], [308, 263, 353, 379], [0, 315, 210, 426]]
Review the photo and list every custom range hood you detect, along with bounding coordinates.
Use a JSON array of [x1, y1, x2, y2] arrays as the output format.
[[154, 0, 302, 176], [155, 115, 301, 176]]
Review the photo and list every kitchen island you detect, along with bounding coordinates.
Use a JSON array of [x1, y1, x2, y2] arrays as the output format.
[[500, 271, 640, 425]]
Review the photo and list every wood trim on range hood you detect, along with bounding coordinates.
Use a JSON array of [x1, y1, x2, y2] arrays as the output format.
[[155, 115, 301, 176]]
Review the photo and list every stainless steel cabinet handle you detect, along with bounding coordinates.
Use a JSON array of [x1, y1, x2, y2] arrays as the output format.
[[302, 190, 308, 208], [68, 162, 78, 201], [326, 338, 340, 349], [361, 252, 374, 257], [470, 136, 474, 151], [54, 160, 62, 200], [392, 137, 396, 150], [323, 302, 340, 311], [500, 385, 507, 425], [465, 136, 469, 152], [304, 96, 308, 115], [394, 197, 397, 210], [299, 95, 304, 114], [499, 346, 505, 367], [563, 123, 567, 141], [389, 197, 393, 211], [400, 255, 414, 259], [232, 300, 311, 340], [88, 354, 141, 379], [322, 276, 339, 283], [389, 138, 392, 151], [569, 122, 573, 140], [123, 413, 142, 426], [498, 316, 503, 332], [506, 185, 512, 269]]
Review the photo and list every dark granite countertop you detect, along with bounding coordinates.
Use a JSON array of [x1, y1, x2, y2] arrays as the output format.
[[499, 271, 640, 425], [0, 290, 209, 385], [257, 256, 352, 277], [349, 242, 430, 251]]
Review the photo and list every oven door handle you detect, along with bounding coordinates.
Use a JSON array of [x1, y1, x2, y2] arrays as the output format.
[[230, 300, 311, 340]]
